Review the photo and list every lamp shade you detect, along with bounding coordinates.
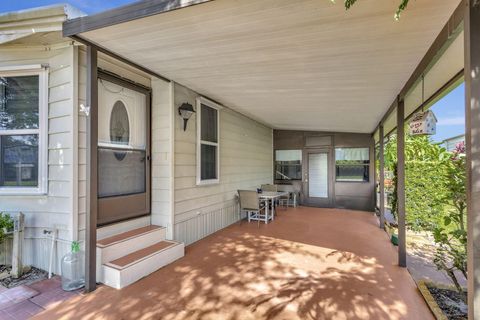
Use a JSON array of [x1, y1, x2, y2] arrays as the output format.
[[178, 103, 195, 131], [178, 103, 195, 119]]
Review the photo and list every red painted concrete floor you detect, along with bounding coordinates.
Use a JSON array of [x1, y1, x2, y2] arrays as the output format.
[[0, 276, 81, 320], [35, 207, 433, 320]]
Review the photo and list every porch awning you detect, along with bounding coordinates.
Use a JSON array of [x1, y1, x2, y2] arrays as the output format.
[[63, 0, 462, 134]]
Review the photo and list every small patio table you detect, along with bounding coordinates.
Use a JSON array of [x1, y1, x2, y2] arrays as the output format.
[[258, 191, 289, 223]]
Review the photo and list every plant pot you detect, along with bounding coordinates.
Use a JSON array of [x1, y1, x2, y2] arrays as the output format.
[[391, 233, 399, 246]]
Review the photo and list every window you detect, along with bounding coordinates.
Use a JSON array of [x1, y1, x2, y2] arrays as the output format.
[[335, 147, 370, 182], [275, 150, 302, 180], [197, 97, 221, 185], [0, 66, 48, 194]]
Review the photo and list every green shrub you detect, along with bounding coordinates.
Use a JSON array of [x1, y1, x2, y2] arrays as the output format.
[[0, 212, 14, 243], [385, 134, 450, 231]]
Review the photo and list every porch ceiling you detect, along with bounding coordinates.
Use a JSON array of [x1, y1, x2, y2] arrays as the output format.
[[71, 0, 460, 133]]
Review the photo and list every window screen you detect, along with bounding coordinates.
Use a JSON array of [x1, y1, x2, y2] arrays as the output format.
[[0, 75, 40, 188], [275, 150, 302, 180], [198, 101, 219, 184], [335, 148, 370, 182]]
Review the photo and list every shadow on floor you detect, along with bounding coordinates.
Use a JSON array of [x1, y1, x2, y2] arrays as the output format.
[[34, 207, 433, 320]]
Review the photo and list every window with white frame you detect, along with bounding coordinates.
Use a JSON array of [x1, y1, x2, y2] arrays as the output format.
[[0, 66, 48, 194], [196, 97, 221, 185]]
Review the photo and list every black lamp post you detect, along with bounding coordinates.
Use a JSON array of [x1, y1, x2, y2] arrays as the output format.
[[178, 102, 195, 131]]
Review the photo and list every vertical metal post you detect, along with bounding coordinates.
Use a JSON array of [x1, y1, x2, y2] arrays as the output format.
[[397, 99, 406, 268], [85, 45, 98, 293], [373, 139, 378, 213], [379, 125, 385, 229], [465, 1, 480, 317]]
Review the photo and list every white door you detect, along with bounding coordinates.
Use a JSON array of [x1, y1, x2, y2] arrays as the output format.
[[97, 75, 150, 226], [303, 150, 332, 207], [308, 153, 328, 198]]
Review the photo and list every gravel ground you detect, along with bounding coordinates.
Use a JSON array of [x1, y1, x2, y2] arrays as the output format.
[[0, 265, 48, 289], [427, 284, 467, 320]]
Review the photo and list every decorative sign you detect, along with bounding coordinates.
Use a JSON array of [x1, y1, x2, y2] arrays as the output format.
[[409, 110, 437, 136]]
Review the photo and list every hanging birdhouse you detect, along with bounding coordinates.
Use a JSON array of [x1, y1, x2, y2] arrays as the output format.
[[409, 110, 437, 136]]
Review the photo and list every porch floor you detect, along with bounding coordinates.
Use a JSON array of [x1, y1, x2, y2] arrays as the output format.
[[35, 207, 433, 320]]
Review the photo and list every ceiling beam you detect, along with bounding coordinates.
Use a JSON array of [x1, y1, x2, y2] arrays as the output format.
[[63, 0, 211, 37]]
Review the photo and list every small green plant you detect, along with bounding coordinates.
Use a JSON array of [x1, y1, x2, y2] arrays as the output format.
[[71, 241, 80, 253], [0, 212, 14, 243]]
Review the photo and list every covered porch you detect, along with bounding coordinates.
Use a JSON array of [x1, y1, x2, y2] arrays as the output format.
[[58, 0, 480, 317], [35, 207, 432, 320]]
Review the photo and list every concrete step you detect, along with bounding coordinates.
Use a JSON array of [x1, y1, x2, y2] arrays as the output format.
[[96, 225, 166, 282], [101, 240, 185, 289]]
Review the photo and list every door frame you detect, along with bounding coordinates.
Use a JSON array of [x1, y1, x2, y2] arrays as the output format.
[[96, 70, 152, 227], [302, 148, 334, 207]]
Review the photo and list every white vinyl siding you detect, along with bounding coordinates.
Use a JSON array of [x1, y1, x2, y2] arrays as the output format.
[[0, 45, 77, 274], [150, 78, 174, 239], [173, 83, 272, 245]]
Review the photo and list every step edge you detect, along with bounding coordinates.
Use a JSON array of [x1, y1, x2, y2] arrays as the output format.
[[104, 241, 183, 271], [97, 225, 166, 249]]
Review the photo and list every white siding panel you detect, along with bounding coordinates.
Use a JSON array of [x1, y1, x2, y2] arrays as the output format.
[[150, 79, 174, 238], [0, 45, 76, 274], [173, 83, 272, 245]]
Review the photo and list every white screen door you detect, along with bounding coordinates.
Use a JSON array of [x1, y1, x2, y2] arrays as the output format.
[[308, 153, 328, 198], [97, 74, 151, 226]]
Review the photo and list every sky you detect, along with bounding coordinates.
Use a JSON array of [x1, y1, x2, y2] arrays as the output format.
[[429, 82, 465, 142], [0, 0, 137, 14]]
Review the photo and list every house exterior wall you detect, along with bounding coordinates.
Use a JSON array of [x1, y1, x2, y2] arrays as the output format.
[[274, 130, 375, 212], [0, 45, 78, 274], [441, 134, 465, 152], [172, 83, 273, 245], [150, 79, 174, 239], [77, 48, 156, 241]]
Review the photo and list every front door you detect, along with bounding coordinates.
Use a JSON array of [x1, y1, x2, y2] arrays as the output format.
[[97, 72, 151, 226], [303, 149, 332, 207]]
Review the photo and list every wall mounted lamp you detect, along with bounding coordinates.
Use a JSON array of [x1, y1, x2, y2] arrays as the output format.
[[178, 102, 195, 131]]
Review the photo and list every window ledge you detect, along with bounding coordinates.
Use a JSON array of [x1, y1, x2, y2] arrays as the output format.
[[0, 188, 47, 196], [196, 179, 220, 186]]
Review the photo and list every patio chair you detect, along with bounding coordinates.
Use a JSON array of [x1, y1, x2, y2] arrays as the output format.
[[278, 185, 298, 209], [238, 190, 268, 226]]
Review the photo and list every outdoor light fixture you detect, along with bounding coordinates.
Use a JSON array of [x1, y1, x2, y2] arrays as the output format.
[[178, 102, 195, 131]]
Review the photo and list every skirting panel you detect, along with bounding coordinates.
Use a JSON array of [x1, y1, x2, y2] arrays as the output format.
[[174, 203, 239, 246]]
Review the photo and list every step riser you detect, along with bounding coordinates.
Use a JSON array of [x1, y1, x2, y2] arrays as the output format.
[[102, 243, 185, 289], [96, 228, 166, 282]]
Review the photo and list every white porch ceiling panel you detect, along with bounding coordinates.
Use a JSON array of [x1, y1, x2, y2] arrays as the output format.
[[80, 0, 461, 133]]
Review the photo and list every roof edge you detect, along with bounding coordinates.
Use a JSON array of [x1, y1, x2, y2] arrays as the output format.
[[63, 0, 211, 37], [0, 4, 86, 23]]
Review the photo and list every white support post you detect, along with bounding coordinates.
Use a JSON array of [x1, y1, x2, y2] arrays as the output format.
[[379, 125, 385, 229]]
